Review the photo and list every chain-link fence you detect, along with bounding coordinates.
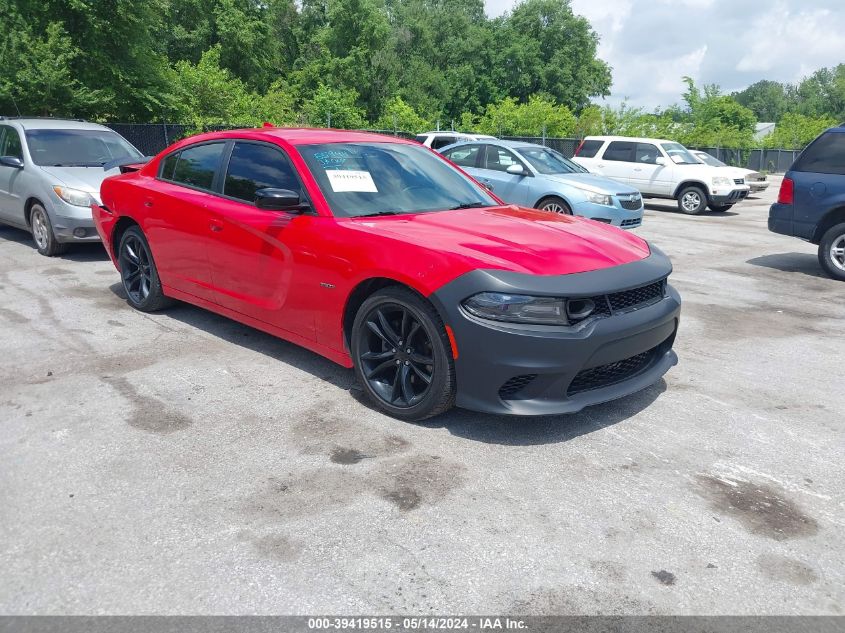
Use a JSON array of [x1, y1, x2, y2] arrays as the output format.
[[104, 123, 801, 173]]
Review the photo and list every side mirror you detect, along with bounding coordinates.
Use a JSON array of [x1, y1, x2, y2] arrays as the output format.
[[255, 188, 308, 212], [655, 157, 667, 166], [0, 156, 23, 169], [506, 163, 525, 175]]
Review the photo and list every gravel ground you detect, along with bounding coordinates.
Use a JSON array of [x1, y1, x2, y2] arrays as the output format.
[[1, 175, 843, 615]]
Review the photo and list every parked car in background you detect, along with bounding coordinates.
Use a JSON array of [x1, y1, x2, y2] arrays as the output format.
[[769, 125, 845, 281], [415, 131, 497, 150], [691, 150, 769, 194], [0, 117, 143, 256], [572, 136, 750, 214], [440, 140, 644, 229], [93, 127, 680, 421]]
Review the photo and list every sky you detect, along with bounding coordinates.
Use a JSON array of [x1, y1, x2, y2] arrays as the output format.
[[484, 0, 845, 112]]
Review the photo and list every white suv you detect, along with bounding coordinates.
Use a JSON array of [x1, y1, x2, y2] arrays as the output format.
[[572, 136, 750, 214], [415, 131, 497, 150]]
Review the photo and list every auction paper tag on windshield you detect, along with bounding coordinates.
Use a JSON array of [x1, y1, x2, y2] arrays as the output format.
[[326, 170, 378, 193]]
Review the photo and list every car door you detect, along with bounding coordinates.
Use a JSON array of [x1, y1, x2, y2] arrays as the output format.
[[0, 125, 26, 224], [791, 131, 845, 231], [204, 140, 317, 339], [144, 142, 224, 301], [631, 142, 670, 195], [592, 140, 635, 186], [472, 145, 530, 205]]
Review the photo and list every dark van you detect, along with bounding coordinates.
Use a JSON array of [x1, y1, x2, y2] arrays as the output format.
[[769, 125, 845, 280]]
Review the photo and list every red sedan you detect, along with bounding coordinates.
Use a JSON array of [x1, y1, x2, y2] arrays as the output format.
[[93, 128, 680, 421]]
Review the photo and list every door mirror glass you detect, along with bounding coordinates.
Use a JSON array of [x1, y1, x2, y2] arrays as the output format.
[[0, 156, 23, 169], [506, 163, 525, 175], [255, 187, 306, 212]]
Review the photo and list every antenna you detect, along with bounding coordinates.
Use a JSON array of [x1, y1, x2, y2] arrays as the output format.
[[10, 93, 21, 117]]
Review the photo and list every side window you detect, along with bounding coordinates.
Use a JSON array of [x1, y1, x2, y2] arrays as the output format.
[[484, 145, 522, 172], [0, 126, 23, 159], [159, 152, 179, 180], [414, 135, 428, 144], [223, 142, 300, 203], [794, 133, 845, 175], [443, 144, 482, 168], [169, 143, 225, 190], [602, 141, 635, 162], [576, 140, 603, 158], [635, 143, 660, 165], [430, 136, 456, 150]]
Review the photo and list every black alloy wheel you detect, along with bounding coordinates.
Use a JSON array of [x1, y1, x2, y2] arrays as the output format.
[[352, 287, 455, 421], [118, 226, 171, 312]]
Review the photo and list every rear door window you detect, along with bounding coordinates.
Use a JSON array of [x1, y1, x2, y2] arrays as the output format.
[[793, 132, 845, 175], [166, 143, 225, 190], [576, 139, 603, 158], [430, 136, 457, 150], [223, 142, 300, 203], [602, 141, 635, 162], [442, 144, 482, 168]]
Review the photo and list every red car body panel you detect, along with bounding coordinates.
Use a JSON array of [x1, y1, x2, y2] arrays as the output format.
[[93, 128, 652, 370]]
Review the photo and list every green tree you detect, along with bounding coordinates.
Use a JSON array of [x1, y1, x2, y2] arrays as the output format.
[[732, 80, 796, 122], [764, 113, 839, 149], [375, 97, 430, 133], [303, 85, 367, 129]]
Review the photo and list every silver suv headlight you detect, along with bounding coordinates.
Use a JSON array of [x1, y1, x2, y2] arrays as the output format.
[[712, 176, 733, 187], [53, 186, 95, 207]]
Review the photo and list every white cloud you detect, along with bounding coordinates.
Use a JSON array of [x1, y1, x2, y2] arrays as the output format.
[[484, 0, 845, 109]]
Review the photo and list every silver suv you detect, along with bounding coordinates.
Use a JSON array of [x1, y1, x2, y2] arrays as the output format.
[[0, 118, 143, 256]]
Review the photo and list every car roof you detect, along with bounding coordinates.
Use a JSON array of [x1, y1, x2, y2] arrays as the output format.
[[583, 135, 677, 145], [439, 139, 546, 151], [3, 118, 113, 131], [165, 127, 418, 150]]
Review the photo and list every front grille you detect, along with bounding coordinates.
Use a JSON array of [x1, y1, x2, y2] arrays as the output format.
[[607, 279, 665, 312], [618, 195, 642, 210], [621, 218, 642, 228], [734, 178, 745, 185], [499, 374, 537, 399], [567, 348, 657, 396]]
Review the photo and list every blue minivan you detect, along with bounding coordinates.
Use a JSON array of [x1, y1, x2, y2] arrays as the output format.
[[769, 125, 845, 280]]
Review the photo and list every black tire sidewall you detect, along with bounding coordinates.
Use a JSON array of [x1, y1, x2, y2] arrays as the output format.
[[818, 222, 845, 281], [118, 226, 168, 311], [351, 287, 455, 421], [537, 196, 572, 215], [678, 187, 707, 215]]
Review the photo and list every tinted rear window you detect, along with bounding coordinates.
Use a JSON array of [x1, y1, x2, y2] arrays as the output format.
[[603, 141, 635, 162], [576, 140, 603, 158], [793, 132, 845, 175], [430, 136, 457, 149], [168, 143, 225, 190]]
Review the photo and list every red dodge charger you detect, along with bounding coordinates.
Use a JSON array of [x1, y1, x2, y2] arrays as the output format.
[[93, 128, 680, 421]]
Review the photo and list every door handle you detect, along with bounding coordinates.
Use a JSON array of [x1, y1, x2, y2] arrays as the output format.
[[633, 168, 642, 172], [209, 220, 223, 233], [143, 198, 154, 207], [597, 164, 605, 168]]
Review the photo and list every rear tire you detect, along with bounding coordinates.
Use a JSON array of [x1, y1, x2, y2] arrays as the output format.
[[536, 196, 572, 215], [118, 225, 172, 312], [818, 222, 845, 281], [351, 286, 456, 422], [708, 203, 733, 212], [30, 203, 68, 257], [677, 186, 707, 215]]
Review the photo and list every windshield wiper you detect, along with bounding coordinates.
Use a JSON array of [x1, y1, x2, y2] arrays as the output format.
[[448, 201, 490, 210], [354, 211, 404, 218]]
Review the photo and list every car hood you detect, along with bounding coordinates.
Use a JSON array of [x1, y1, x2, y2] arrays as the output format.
[[38, 165, 121, 194], [541, 172, 638, 195], [345, 205, 651, 276]]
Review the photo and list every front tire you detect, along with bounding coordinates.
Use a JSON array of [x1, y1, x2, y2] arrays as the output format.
[[351, 286, 456, 421], [536, 196, 572, 215], [818, 222, 845, 281], [118, 225, 171, 312], [708, 203, 733, 213], [677, 186, 707, 215], [30, 204, 68, 257]]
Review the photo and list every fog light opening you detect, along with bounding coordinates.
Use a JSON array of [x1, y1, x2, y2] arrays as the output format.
[[73, 228, 87, 238]]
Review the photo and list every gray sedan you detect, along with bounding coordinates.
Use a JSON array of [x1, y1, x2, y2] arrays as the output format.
[[439, 140, 644, 229]]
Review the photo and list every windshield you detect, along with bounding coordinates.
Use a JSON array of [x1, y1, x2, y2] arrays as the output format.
[[25, 129, 142, 167], [661, 142, 699, 165], [695, 152, 726, 167], [518, 146, 588, 174], [298, 142, 498, 218]]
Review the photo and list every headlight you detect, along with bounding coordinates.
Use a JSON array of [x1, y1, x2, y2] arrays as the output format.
[[712, 177, 733, 187], [53, 186, 94, 207], [462, 292, 568, 325], [587, 192, 613, 206]]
